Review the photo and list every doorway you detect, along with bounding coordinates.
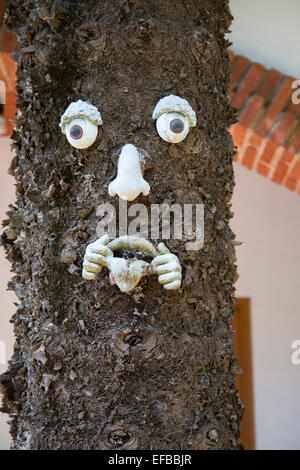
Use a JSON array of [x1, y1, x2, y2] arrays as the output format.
[[233, 297, 255, 450]]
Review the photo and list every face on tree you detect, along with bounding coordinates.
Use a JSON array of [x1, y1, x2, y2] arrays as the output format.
[[55, 2, 223, 216], [3, 0, 239, 451], [60, 95, 196, 201]]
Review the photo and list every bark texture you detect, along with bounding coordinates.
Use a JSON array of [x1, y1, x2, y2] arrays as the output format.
[[0, 0, 242, 450]]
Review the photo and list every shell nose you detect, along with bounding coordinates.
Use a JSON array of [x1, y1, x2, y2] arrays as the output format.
[[108, 144, 150, 201]]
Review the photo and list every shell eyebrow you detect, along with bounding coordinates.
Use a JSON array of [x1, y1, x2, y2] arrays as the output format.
[[152, 95, 196, 127], [59, 100, 102, 134]]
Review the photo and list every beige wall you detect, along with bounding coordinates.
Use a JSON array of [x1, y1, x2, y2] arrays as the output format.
[[230, 0, 300, 78], [232, 164, 300, 449], [0, 137, 15, 449], [229, 0, 300, 448]]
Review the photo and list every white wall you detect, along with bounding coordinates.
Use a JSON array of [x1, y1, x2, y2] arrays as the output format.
[[0, 138, 15, 450], [230, 0, 300, 79], [231, 164, 300, 450]]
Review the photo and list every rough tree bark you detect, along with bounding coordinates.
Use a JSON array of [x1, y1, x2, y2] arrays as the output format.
[[0, 0, 242, 450]]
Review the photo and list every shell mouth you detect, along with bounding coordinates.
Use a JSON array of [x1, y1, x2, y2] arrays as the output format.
[[109, 257, 150, 292]]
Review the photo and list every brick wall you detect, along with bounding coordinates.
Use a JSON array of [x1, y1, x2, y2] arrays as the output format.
[[229, 49, 300, 195], [0, 0, 16, 136]]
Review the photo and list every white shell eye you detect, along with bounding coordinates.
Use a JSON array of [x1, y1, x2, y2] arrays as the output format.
[[156, 112, 189, 143], [65, 117, 98, 149]]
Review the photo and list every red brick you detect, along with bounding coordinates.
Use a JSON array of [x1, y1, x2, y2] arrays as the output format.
[[286, 122, 300, 154], [287, 100, 300, 115], [0, 63, 4, 83], [272, 161, 289, 184], [268, 112, 297, 145], [227, 49, 235, 62], [230, 123, 246, 148], [255, 77, 295, 137], [242, 146, 256, 169], [281, 149, 294, 164], [257, 69, 282, 101], [6, 62, 16, 93], [249, 131, 263, 148], [232, 63, 265, 109], [0, 51, 16, 93], [286, 79, 300, 114], [239, 95, 264, 127], [0, 26, 16, 53], [285, 177, 297, 191], [3, 90, 16, 135], [290, 160, 300, 180], [230, 55, 251, 90], [260, 139, 277, 164], [4, 91, 16, 118], [257, 162, 270, 177]]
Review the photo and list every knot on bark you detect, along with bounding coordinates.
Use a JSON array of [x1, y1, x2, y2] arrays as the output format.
[[110, 328, 164, 364], [99, 425, 138, 450]]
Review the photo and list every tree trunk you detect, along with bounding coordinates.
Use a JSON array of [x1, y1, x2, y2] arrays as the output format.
[[0, 0, 242, 450]]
